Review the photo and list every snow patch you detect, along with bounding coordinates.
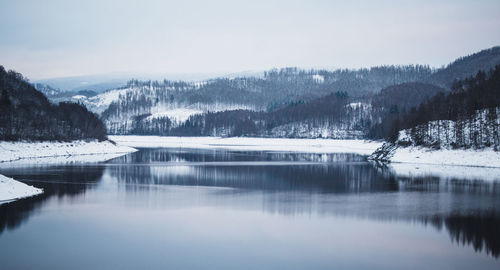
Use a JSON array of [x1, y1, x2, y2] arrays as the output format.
[[109, 135, 383, 155], [347, 102, 369, 109], [0, 153, 133, 167], [385, 162, 500, 182], [312, 74, 324, 83], [148, 108, 203, 123], [71, 95, 87, 100], [390, 146, 500, 168], [0, 174, 43, 203], [0, 140, 137, 163], [85, 88, 130, 113]]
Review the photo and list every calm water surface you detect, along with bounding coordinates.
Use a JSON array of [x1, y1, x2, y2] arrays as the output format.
[[1, 148, 499, 270]]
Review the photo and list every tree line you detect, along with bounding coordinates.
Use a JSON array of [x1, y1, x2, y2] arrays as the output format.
[[0, 66, 107, 141], [381, 65, 500, 149], [126, 91, 371, 138]]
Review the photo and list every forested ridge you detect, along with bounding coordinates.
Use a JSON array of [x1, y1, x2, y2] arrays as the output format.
[[385, 65, 500, 149], [24, 46, 500, 145], [427, 46, 500, 88], [82, 47, 499, 138], [0, 66, 107, 141]]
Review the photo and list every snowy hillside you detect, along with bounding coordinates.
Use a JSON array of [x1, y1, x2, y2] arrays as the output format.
[[269, 103, 373, 139], [370, 107, 500, 167], [396, 107, 500, 149], [61, 66, 434, 135], [31, 47, 500, 141]]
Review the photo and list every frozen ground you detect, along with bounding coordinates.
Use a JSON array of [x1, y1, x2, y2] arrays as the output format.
[[385, 162, 500, 181], [0, 152, 133, 168], [391, 146, 500, 168], [109, 135, 383, 155], [0, 174, 43, 204], [0, 140, 137, 163]]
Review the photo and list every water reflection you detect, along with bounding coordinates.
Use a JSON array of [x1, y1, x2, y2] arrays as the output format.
[[108, 148, 395, 193], [422, 213, 500, 258], [108, 148, 368, 163], [0, 148, 499, 263], [0, 165, 105, 234], [109, 149, 500, 259]]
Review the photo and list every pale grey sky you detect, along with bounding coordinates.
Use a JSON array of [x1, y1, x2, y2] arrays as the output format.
[[1, 0, 499, 79]]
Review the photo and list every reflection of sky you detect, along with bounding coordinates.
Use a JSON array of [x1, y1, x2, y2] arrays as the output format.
[[1, 0, 500, 79]]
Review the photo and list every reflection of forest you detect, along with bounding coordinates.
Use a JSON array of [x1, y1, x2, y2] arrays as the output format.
[[0, 165, 105, 234], [108, 148, 394, 193], [424, 214, 500, 258], [108, 148, 368, 164], [1, 149, 499, 259]]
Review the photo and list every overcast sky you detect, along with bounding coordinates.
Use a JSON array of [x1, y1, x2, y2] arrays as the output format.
[[1, 0, 499, 80]]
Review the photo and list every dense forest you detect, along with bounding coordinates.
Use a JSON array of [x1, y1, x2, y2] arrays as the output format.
[[121, 91, 370, 138], [384, 65, 500, 149], [368, 82, 446, 140], [0, 66, 107, 141]]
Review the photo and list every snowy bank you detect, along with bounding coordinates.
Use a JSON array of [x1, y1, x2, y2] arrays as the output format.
[[109, 136, 383, 155], [0, 140, 137, 163], [370, 142, 500, 168], [380, 162, 500, 182], [0, 153, 135, 168], [0, 174, 43, 204]]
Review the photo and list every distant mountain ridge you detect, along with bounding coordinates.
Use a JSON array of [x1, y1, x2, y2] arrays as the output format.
[[36, 46, 500, 139]]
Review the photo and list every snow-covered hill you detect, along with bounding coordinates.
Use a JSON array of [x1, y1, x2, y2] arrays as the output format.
[[369, 107, 500, 167], [62, 66, 434, 135]]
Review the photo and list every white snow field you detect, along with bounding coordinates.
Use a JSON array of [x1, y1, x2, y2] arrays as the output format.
[[0, 174, 43, 204], [109, 135, 383, 155], [0, 140, 137, 163], [390, 146, 500, 168], [386, 162, 500, 181], [0, 153, 135, 168]]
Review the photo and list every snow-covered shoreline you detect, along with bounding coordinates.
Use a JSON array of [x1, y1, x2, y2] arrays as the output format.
[[390, 146, 500, 168], [0, 139, 137, 202], [0, 174, 43, 204], [109, 135, 383, 155], [370, 143, 500, 168], [384, 162, 500, 181], [0, 140, 137, 163]]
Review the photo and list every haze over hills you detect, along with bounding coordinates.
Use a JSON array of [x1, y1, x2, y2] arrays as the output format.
[[33, 70, 265, 94]]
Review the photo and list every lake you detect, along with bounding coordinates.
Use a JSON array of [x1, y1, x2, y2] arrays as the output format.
[[1, 148, 499, 269]]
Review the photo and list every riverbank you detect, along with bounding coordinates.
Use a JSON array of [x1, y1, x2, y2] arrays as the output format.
[[109, 135, 383, 155], [0, 174, 43, 204], [0, 139, 137, 202], [0, 140, 137, 163], [370, 142, 500, 168]]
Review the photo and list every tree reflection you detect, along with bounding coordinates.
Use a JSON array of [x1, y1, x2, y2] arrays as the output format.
[[1, 149, 500, 259], [0, 165, 105, 234]]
